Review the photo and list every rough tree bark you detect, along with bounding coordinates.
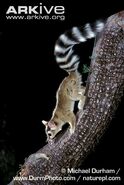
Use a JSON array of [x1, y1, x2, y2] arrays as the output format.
[[9, 11, 124, 185]]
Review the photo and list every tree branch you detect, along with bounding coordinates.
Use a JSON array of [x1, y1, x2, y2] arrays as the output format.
[[9, 11, 124, 185]]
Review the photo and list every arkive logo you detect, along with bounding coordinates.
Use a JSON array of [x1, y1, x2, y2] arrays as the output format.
[[6, 3, 65, 15], [6, 2, 65, 21]]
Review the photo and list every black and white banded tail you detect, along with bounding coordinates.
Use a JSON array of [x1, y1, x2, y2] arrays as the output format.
[[54, 20, 105, 73]]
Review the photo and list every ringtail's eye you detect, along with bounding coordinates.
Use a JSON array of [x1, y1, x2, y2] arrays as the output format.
[[47, 132, 52, 137]]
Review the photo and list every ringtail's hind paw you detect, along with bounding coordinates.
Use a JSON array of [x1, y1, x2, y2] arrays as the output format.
[[70, 126, 75, 134], [78, 96, 86, 110], [68, 113, 76, 135]]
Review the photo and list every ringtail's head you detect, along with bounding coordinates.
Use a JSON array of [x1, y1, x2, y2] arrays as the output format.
[[42, 120, 62, 140]]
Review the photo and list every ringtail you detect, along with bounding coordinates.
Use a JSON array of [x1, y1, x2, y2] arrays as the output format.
[[42, 20, 105, 140]]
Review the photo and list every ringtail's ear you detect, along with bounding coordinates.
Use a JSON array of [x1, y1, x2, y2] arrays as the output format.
[[42, 120, 48, 126], [48, 121, 57, 130]]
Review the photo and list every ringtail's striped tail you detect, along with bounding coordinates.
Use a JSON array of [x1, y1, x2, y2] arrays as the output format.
[[54, 20, 105, 73]]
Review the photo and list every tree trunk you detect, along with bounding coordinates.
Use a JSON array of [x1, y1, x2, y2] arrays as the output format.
[[9, 11, 124, 185]]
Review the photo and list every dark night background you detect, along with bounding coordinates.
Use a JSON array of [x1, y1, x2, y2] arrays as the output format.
[[0, 0, 124, 184]]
